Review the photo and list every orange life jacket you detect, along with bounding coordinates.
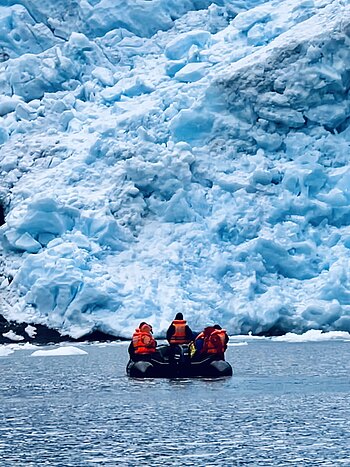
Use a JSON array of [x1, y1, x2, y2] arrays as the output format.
[[203, 329, 227, 355], [195, 326, 215, 346], [169, 319, 190, 344], [132, 324, 156, 354]]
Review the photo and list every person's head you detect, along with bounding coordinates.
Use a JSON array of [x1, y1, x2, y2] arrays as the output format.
[[213, 324, 222, 330], [204, 326, 215, 336], [175, 312, 183, 320], [139, 322, 153, 333]]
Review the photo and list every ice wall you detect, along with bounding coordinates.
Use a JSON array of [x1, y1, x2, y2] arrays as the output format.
[[1, 0, 350, 339], [1, 0, 232, 41]]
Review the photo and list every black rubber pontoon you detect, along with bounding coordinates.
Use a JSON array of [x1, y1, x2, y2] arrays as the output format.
[[126, 344, 233, 378]]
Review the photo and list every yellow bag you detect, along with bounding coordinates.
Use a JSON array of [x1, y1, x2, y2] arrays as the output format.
[[189, 341, 196, 358]]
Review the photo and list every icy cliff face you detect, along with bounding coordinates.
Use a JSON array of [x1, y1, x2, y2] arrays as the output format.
[[1, 0, 350, 339]]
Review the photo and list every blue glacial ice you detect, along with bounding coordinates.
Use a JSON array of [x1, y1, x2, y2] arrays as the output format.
[[1, 0, 350, 339]]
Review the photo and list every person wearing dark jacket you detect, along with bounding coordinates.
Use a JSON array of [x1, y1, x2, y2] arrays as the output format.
[[166, 313, 193, 345]]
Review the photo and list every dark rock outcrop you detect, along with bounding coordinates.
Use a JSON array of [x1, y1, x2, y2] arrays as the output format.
[[0, 314, 121, 344]]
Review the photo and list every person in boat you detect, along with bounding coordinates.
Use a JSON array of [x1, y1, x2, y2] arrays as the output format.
[[166, 312, 193, 345], [129, 322, 157, 361], [194, 324, 229, 360]]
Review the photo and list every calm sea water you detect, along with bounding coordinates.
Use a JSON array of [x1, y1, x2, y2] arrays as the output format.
[[0, 341, 349, 466]]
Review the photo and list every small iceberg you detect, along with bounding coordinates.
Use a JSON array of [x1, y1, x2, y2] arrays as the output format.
[[31, 346, 88, 357]]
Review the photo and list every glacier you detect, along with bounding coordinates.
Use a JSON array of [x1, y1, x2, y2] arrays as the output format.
[[1, 0, 350, 341]]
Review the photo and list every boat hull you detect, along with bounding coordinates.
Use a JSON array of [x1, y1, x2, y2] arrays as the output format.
[[126, 345, 233, 378]]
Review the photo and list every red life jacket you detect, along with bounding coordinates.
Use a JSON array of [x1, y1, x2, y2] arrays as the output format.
[[169, 319, 190, 344], [195, 326, 215, 347], [203, 329, 227, 355], [132, 324, 156, 354]]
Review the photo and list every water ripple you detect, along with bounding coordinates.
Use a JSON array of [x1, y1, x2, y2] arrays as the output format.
[[0, 342, 349, 466]]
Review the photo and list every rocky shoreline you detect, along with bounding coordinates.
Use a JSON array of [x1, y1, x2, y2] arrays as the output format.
[[0, 314, 122, 345]]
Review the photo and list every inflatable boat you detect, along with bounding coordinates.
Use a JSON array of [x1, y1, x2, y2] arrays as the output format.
[[126, 344, 233, 378]]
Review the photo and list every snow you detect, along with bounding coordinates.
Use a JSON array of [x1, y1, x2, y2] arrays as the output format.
[[30, 346, 88, 357], [2, 330, 24, 342], [24, 324, 37, 338], [0, 0, 350, 339]]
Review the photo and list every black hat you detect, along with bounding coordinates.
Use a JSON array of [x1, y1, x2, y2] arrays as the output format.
[[175, 313, 183, 320]]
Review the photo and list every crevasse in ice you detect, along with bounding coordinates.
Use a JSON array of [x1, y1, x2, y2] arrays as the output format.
[[1, 0, 350, 338]]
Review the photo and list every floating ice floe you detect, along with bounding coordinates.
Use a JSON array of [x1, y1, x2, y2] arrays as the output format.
[[0, 347, 14, 357], [31, 346, 88, 357], [273, 330, 350, 343]]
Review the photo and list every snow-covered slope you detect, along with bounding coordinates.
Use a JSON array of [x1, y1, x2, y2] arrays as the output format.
[[1, 0, 350, 339]]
